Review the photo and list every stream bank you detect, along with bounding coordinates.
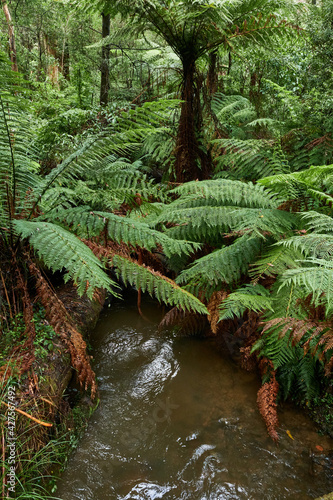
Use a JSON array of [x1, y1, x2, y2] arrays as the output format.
[[0, 283, 106, 498]]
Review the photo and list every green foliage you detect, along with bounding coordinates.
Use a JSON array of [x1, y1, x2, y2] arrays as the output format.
[[111, 254, 208, 314], [14, 220, 116, 298], [170, 179, 281, 208], [213, 137, 291, 180], [45, 208, 198, 260], [253, 323, 324, 402], [177, 236, 263, 297], [219, 284, 273, 320]]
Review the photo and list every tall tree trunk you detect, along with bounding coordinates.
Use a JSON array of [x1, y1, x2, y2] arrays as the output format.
[[207, 50, 218, 96], [100, 12, 110, 107], [2, 1, 18, 71], [174, 58, 210, 183], [44, 34, 60, 88]]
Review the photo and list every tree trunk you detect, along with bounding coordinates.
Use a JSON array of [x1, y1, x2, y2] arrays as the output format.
[[2, 1, 18, 72], [174, 58, 211, 183], [207, 50, 218, 96], [100, 12, 110, 107]]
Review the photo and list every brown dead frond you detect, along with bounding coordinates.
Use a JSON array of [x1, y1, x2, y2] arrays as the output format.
[[159, 307, 208, 336], [305, 134, 333, 151], [83, 238, 130, 260], [28, 261, 97, 399], [159, 307, 186, 330], [233, 311, 262, 371], [261, 316, 333, 373], [257, 359, 279, 442], [207, 291, 228, 334]]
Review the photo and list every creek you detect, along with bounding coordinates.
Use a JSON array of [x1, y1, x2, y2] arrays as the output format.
[[56, 296, 333, 499]]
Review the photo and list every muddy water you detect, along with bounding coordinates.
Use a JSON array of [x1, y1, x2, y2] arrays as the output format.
[[56, 296, 333, 500]]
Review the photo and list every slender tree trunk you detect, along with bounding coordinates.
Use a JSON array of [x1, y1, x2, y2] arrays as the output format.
[[100, 12, 110, 106], [207, 50, 218, 96], [2, 1, 18, 71], [37, 29, 43, 81], [174, 58, 211, 183]]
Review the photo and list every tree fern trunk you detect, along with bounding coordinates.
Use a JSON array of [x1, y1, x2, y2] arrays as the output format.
[[174, 58, 210, 183]]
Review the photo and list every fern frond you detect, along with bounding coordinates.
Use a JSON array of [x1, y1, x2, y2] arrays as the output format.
[[13, 220, 116, 298], [302, 211, 333, 233], [280, 234, 333, 260], [250, 245, 301, 280], [259, 164, 333, 203], [157, 206, 242, 241], [176, 236, 262, 296], [34, 100, 180, 207], [212, 138, 290, 180], [45, 208, 199, 259], [159, 206, 295, 241], [110, 254, 208, 314], [170, 179, 281, 209], [279, 260, 333, 315], [253, 326, 295, 368], [0, 93, 40, 225], [219, 284, 273, 320]]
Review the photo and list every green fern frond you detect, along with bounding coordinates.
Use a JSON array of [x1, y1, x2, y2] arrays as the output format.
[[212, 138, 290, 180], [157, 206, 242, 241], [279, 234, 333, 260], [110, 254, 208, 314], [170, 179, 281, 209], [219, 284, 273, 320], [229, 208, 297, 239], [279, 260, 333, 316], [158, 206, 295, 241], [0, 93, 40, 225], [250, 245, 301, 280], [176, 236, 262, 297], [252, 327, 295, 369], [13, 220, 116, 298], [45, 208, 199, 259], [302, 211, 333, 233], [34, 100, 179, 206], [259, 164, 333, 202]]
